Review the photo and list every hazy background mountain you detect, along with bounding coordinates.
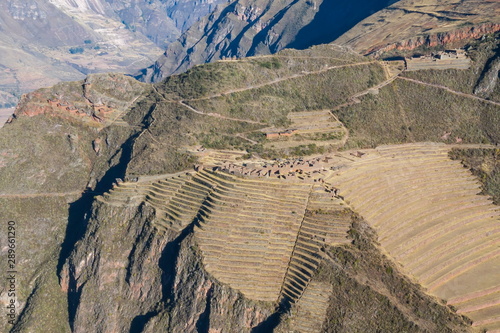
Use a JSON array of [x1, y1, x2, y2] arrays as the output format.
[[136, 0, 399, 82], [0, 0, 228, 125]]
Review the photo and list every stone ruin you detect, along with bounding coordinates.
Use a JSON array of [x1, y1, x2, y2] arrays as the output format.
[[405, 49, 471, 71]]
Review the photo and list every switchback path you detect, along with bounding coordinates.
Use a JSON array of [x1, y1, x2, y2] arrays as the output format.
[[352, 74, 399, 99], [177, 61, 377, 126], [152, 85, 266, 125], [330, 71, 400, 113], [185, 61, 377, 102], [398, 76, 500, 107], [153, 61, 378, 126]]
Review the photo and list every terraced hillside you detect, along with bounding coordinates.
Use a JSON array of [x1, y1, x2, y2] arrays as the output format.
[[98, 168, 352, 308], [262, 110, 347, 150], [195, 170, 312, 303], [289, 281, 332, 333], [95, 142, 496, 331], [4, 33, 500, 331], [335, 0, 500, 55], [188, 149, 248, 166], [332, 143, 500, 332]]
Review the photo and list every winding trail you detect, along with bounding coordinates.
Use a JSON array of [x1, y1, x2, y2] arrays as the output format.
[[329, 72, 400, 117], [186, 61, 376, 102], [178, 100, 266, 125], [173, 61, 377, 126], [151, 61, 378, 126], [398, 76, 500, 107], [352, 74, 399, 99], [235, 133, 259, 144], [152, 85, 265, 125], [106, 93, 145, 128]]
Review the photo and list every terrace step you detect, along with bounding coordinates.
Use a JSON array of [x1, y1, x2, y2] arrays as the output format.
[[194, 171, 311, 302], [290, 281, 331, 332], [334, 144, 500, 332]]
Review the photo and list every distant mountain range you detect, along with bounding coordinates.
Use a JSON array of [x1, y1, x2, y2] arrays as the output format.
[[0, 0, 227, 121], [137, 0, 500, 82]]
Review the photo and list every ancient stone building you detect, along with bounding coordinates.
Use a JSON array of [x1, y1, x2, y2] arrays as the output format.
[[405, 49, 471, 71]]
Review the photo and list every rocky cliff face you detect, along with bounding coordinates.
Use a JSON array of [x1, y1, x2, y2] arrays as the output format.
[[103, 0, 229, 50], [136, 0, 398, 82], [474, 51, 500, 99], [334, 0, 500, 55], [60, 202, 273, 333], [369, 23, 500, 56]]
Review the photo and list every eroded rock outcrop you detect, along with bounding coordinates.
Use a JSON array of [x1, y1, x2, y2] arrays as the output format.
[[369, 23, 500, 56], [474, 53, 500, 98]]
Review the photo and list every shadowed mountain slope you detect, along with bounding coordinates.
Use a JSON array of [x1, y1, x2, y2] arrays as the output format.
[[136, 0, 398, 82]]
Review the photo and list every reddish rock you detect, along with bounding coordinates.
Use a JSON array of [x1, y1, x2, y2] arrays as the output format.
[[369, 23, 500, 56]]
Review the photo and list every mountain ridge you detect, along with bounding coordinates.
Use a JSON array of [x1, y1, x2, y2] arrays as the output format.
[[0, 0, 228, 126], [1, 34, 500, 330], [136, 0, 399, 82], [334, 0, 500, 55]]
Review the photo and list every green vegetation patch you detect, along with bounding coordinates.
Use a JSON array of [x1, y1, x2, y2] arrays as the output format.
[[69, 47, 84, 54], [256, 57, 282, 69], [316, 217, 472, 332], [0, 116, 95, 193], [337, 78, 498, 149], [0, 196, 72, 333], [158, 45, 369, 101], [188, 63, 385, 125]]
